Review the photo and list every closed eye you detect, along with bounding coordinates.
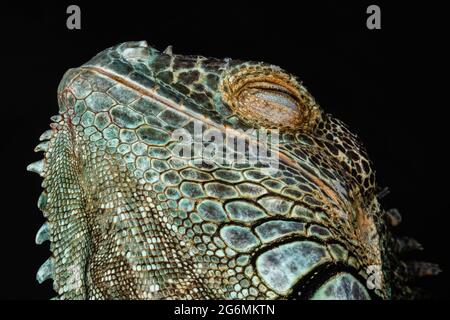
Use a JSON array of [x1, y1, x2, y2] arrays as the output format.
[[220, 65, 320, 131], [245, 81, 299, 111]]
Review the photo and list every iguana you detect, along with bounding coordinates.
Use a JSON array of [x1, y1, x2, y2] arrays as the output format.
[[28, 41, 439, 300]]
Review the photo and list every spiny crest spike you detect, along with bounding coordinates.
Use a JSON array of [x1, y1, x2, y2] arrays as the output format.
[[163, 45, 173, 55], [50, 115, 62, 123], [407, 261, 441, 278], [36, 257, 53, 284], [395, 236, 423, 253], [386, 208, 402, 227], [27, 160, 45, 176], [34, 141, 49, 153], [39, 130, 53, 141], [35, 223, 49, 245]]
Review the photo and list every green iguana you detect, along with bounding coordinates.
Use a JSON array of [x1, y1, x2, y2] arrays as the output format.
[[28, 41, 439, 300]]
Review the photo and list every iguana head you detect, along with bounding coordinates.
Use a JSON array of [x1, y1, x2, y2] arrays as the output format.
[[29, 41, 435, 300]]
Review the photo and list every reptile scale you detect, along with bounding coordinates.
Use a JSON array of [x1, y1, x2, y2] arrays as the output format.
[[27, 41, 439, 300]]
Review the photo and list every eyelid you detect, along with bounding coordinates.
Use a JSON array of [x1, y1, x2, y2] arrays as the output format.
[[245, 81, 294, 94], [252, 90, 298, 111]]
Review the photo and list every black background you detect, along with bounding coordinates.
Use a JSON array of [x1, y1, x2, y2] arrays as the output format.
[[0, 1, 447, 300]]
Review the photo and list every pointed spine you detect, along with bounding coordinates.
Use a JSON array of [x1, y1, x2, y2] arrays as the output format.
[[36, 223, 49, 245], [163, 45, 173, 55], [39, 130, 53, 141], [36, 257, 54, 284], [27, 160, 45, 176], [407, 261, 442, 277], [34, 141, 50, 152], [395, 236, 423, 253], [50, 115, 62, 122], [386, 208, 402, 227]]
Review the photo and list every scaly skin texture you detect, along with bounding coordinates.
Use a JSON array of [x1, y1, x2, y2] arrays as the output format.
[[28, 41, 436, 300]]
